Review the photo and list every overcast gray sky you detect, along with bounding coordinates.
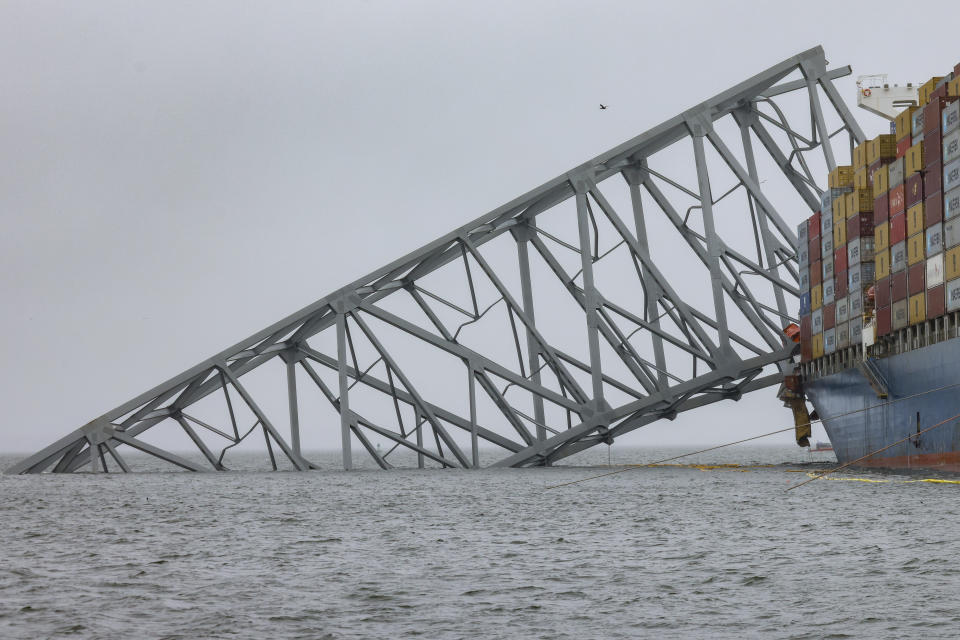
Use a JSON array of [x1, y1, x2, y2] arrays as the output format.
[[1, 1, 954, 457]]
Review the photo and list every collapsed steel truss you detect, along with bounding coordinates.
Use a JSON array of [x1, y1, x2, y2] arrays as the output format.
[[7, 46, 864, 474]]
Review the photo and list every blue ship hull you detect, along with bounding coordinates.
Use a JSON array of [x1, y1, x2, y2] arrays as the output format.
[[805, 338, 960, 471]]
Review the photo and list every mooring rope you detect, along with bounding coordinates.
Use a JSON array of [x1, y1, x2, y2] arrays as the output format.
[[544, 381, 960, 491]]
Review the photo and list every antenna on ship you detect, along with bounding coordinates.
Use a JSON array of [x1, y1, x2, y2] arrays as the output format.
[[856, 74, 919, 119]]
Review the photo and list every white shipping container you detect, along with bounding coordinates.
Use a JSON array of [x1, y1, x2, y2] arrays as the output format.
[[927, 253, 945, 289], [798, 244, 810, 267], [799, 266, 810, 291], [821, 232, 834, 256], [945, 218, 960, 249], [850, 291, 863, 318], [823, 278, 835, 305], [821, 211, 833, 236], [944, 158, 960, 193], [824, 328, 836, 354], [891, 240, 907, 273], [912, 106, 925, 138], [823, 254, 835, 280], [947, 278, 960, 312], [850, 317, 864, 345], [946, 186, 960, 221], [944, 100, 960, 134], [888, 157, 905, 188], [837, 321, 850, 348], [944, 128, 960, 166], [812, 308, 824, 333], [836, 297, 849, 324], [892, 299, 909, 329], [927, 225, 944, 255]]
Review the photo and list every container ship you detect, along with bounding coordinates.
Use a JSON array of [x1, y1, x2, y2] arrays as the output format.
[[790, 64, 960, 471]]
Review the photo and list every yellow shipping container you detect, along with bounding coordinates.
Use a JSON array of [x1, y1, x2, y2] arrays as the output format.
[[812, 333, 824, 359], [828, 166, 854, 189], [875, 222, 889, 251], [919, 76, 945, 105], [950, 76, 960, 99], [909, 292, 926, 325], [895, 106, 918, 140], [873, 165, 889, 198], [854, 143, 870, 170], [907, 232, 926, 265], [854, 166, 869, 189], [946, 246, 960, 281], [905, 141, 925, 177], [866, 135, 896, 164], [875, 249, 890, 279], [907, 203, 925, 236], [834, 218, 846, 247], [812, 284, 823, 310], [846, 188, 873, 217]]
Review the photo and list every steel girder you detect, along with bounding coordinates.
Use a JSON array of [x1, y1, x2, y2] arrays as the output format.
[[6, 45, 863, 474]]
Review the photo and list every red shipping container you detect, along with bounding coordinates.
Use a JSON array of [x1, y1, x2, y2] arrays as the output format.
[[906, 172, 924, 207], [897, 136, 912, 158], [823, 303, 835, 329], [955, 63, 960, 77], [809, 237, 821, 262], [868, 160, 882, 186], [811, 259, 822, 285], [908, 262, 925, 295], [926, 191, 944, 228], [925, 159, 943, 193], [890, 213, 907, 245], [835, 270, 848, 297], [801, 339, 813, 362], [877, 306, 891, 335], [834, 246, 847, 271], [891, 271, 907, 301], [874, 194, 889, 224], [926, 98, 948, 133], [928, 284, 946, 319], [847, 212, 873, 240], [875, 276, 891, 307], [809, 211, 821, 239], [889, 184, 906, 215], [931, 85, 950, 103], [800, 314, 812, 341]]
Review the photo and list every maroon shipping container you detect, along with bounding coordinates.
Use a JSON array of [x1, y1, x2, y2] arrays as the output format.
[[877, 305, 891, 336], [823, 303, 835, 329], [889, 184, 906, 216], [809, 211, 821, 239], [811, 259, 822, 285], [925, 159, 943, 194], [874, 194, 889, 224], [926, 191, 944, 228], [955, 62, 960, 77], [875, 276, 891, 307], [835, 246, 847, 272], [847, 212, 872, 240], [836, 270, 848, 297], [931, 85, 949, 103], [800, 314, 812, 341], [908, 261, 925, 295], [890, 213, 907, 245], [891, 271, 907, 301], [906, 172, 924, 207], [926, 98, 949, 134], [928, 284, 946, 319], [897, 136, 912, 158], [801, 339, 813, 363], [924, 127, 943, 166], [809, 237, 821, 262]]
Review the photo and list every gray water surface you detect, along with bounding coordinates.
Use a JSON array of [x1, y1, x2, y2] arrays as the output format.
[[2, 446, 958, 639]]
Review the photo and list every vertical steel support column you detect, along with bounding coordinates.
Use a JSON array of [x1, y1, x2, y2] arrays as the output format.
[[689, 120, 732, 355], [737, 116, 790, 331], [573, 175, 605, 405], [468, 366, 479, 467], [514, 227, 547, 442], [286, 359, 301, 457], [336, 313, 353, 471], [805, 77, 837, 171], [416, 414, 424, 469], [625, 166, 668, 391], [87, 434, 99, 474]]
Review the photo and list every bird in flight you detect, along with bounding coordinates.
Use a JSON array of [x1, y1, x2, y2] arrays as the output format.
[[599, 104, 608, 110]]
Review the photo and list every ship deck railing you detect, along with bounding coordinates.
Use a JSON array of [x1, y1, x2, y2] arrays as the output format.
[[801, 312, 960, 382]]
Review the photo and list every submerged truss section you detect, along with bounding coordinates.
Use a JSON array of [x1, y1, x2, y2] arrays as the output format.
[[8, 46, 864, 474]]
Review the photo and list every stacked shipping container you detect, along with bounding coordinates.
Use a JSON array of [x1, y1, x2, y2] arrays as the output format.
[[799, 65, 960, 363]]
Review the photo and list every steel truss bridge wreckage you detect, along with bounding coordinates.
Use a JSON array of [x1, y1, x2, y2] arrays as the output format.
[[7, 46, 865, 475]]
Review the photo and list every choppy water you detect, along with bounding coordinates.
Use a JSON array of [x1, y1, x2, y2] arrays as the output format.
[[3, 445, 960, 639]]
